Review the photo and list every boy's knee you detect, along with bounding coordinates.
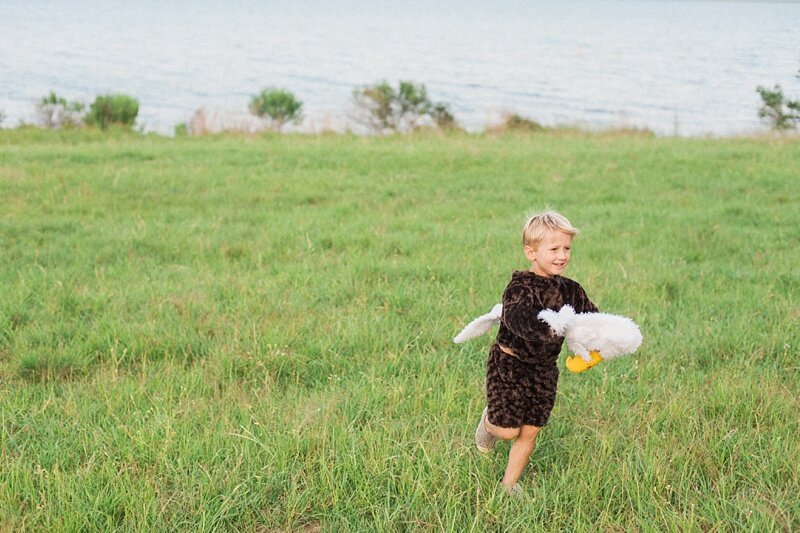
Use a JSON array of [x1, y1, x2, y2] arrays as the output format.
[[517, 425, 541, 443], [489, 425, 520, 441]]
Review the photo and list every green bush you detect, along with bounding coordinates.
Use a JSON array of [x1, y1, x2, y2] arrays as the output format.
[[85, 94, 139, 130], [757, 70, 799, 131], [430, 103, 458, 130], [483, 112, 547, 135], [501, 113, 546, 132], [0, 109, 5, 127], [249, 88, 303, 132], [36, 91, 85, 128], [353, 80, 458, 133]]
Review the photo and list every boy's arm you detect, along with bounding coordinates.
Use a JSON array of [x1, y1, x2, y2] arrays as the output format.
[[571, 282, 598, 314], [500, 283, 553, 341]]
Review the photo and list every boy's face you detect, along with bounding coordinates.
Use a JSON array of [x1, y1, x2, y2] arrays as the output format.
[[524, 230, 573, 277]]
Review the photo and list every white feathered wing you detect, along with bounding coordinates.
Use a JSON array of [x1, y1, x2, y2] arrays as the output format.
[[453, 303, 502, 343], [537, 305, 643, 361]]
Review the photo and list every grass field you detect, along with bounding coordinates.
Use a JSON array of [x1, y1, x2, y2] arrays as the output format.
[[1, 128, 798, 531]]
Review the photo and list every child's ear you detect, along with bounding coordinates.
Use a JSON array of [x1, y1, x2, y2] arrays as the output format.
[[524, 245, 537, 261]]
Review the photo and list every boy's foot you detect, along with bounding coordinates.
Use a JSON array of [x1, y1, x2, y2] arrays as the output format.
[[501, 482, 522, 497], [475, 407, 497, 453]]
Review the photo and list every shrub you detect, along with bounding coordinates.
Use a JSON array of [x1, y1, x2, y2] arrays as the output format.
[[431, 103, 458, 130], [0, 109, 5, 127], [249, 89, 303, 132], [352, 80, 457, 133], [487, 112, 547, 134], [757, 87, 799, 131], [85, 94, 139, 130], [757, 70, 799, 131], [502, 113, 546, 132], [36, 91, 85, 128]]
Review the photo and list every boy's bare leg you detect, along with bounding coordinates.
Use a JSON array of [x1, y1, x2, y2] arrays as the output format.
[[483, 420, 541, 490], [501, 424, 541, 489]]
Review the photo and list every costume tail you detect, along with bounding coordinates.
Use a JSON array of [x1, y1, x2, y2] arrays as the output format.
[[453, 303, 503, 343]]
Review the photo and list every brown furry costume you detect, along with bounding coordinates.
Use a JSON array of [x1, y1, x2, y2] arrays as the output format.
[[486, 270, 597, 428]]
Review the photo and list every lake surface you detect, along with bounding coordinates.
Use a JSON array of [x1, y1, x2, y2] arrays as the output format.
[[1, 0, 799, 136]]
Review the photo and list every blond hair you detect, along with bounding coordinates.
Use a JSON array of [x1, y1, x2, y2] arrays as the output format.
[[522, 210, 579, 247]]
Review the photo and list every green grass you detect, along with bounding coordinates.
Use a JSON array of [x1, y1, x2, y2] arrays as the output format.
[[1, 128, 798, 531]]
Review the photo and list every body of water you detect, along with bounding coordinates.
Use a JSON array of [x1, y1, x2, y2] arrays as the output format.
[[1, 0, 799, 136]]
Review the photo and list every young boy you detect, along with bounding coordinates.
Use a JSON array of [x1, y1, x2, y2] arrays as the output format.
[[475, 210, 597, 494]]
